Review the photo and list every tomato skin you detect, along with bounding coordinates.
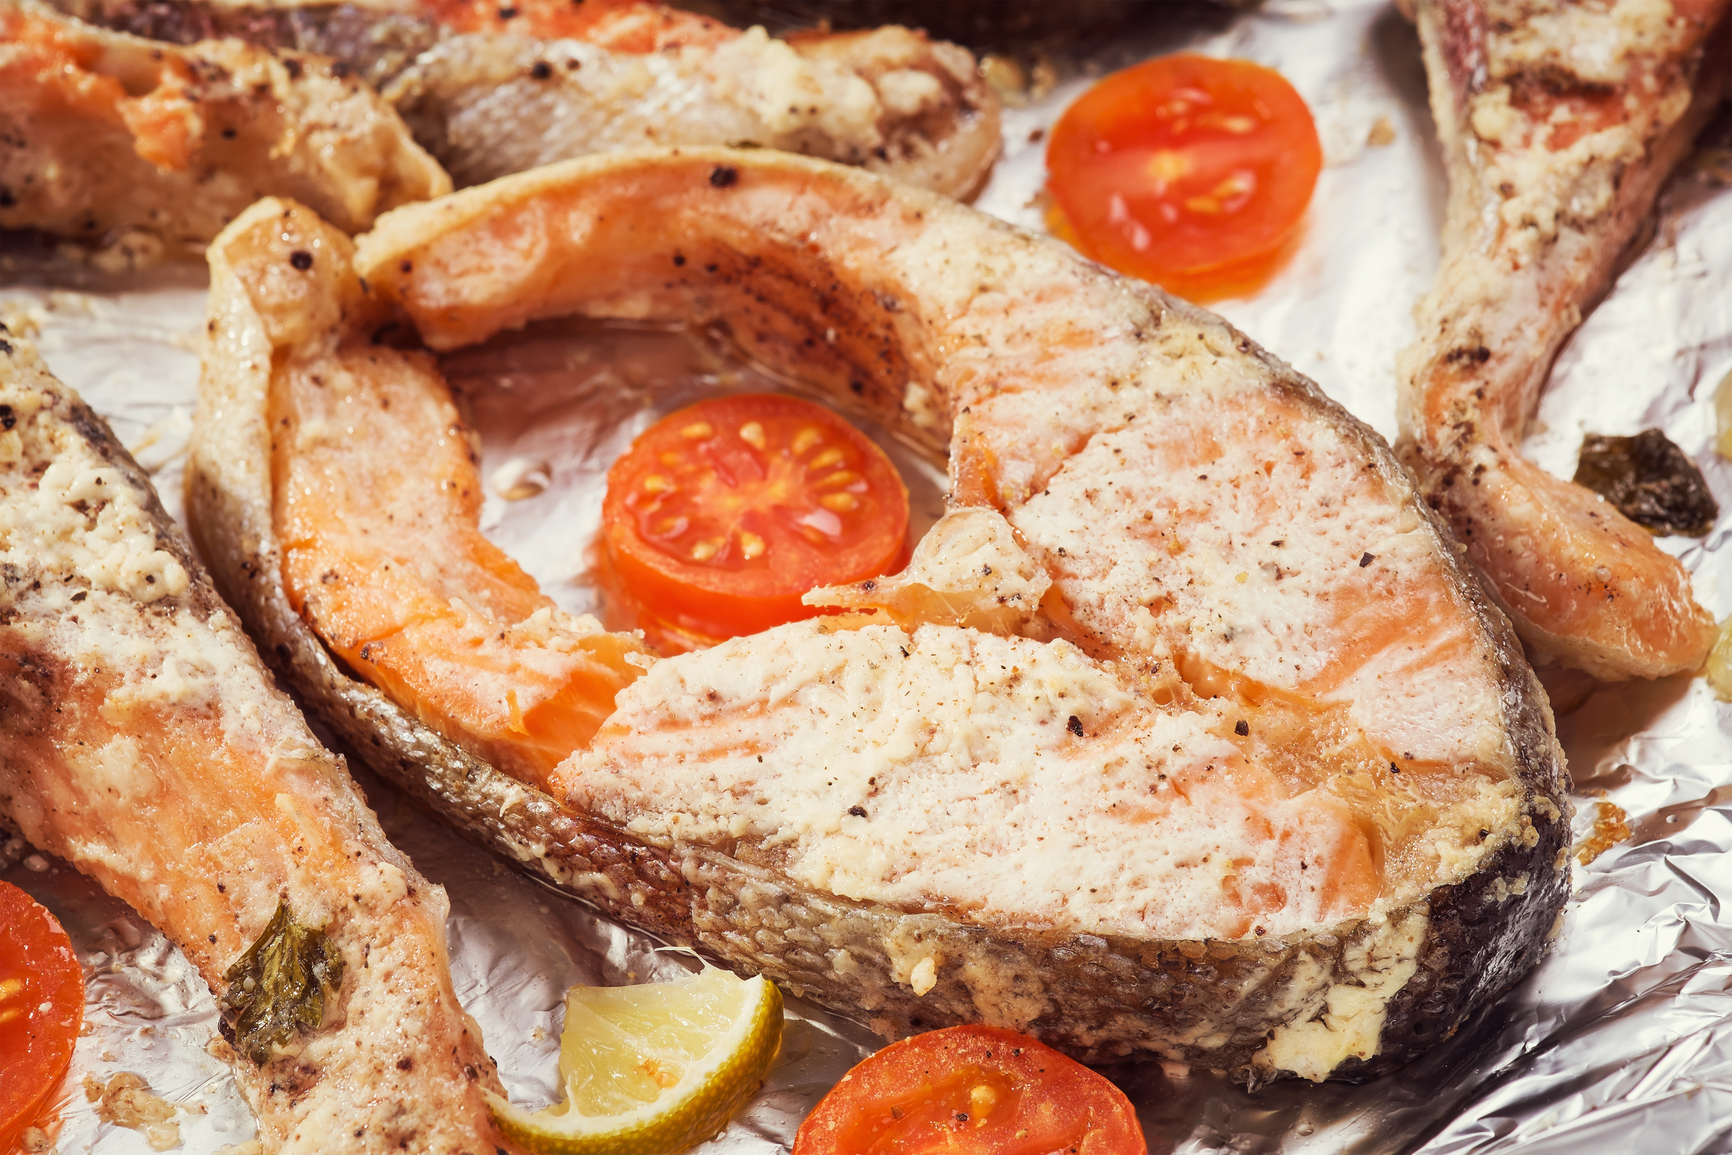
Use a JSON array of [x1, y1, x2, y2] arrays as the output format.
[[1046, 53, 1321, 301], [0, 881, 84, 1147], [792, 1025, 1146, 1155], [602, 393, 909, 651]]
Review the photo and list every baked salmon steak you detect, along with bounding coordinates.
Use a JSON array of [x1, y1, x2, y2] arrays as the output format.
[[1397, 0, 1732, 681], [0, 334, 521, 1154], [40, 0, 1003, 199], [0, 1, 450, 250], [190, 149, 1571, 1083]]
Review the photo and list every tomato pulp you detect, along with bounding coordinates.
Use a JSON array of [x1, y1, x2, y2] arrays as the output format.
[[0, 881, 84, 1147], [792, 1025, 1147, 1155], [602, 393, 909, 652], [1046, 52, 1322, 301]]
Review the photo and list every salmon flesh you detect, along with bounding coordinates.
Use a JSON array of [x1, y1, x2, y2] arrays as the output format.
[[1398, 0, 1732, 680], [0, 1, 450, 249], [190, 149, 1572, 1083], [0, 334, 518, 1154], [34, 0, 1003, 200]]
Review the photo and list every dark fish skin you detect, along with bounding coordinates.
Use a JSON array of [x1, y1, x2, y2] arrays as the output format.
[[42, 0, 438, 88], [190, 151, 1571, 1082]]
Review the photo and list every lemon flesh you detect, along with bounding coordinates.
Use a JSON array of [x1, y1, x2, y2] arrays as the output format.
[[489, 966, 783, 1155]]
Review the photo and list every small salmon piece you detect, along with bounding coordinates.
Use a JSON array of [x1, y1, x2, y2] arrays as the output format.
[[30, 0, 1000, 201], [226, 212, 655, 793], [1397, 0, 1731, 680], [384, 13, 1001, 198], [0, 5, 450, 248], [0, 336, 519, 1155]]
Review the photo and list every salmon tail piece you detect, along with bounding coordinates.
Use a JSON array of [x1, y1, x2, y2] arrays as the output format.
[[1398, 0, 1732, 680], [0, 334, 521, 1155]]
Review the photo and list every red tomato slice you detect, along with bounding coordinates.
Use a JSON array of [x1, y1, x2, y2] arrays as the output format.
[[792, 1025, 1146, 1155], [602, 393, 909, 652], [1046, 53, 1322, 301], [0, 881, 84, 1147]]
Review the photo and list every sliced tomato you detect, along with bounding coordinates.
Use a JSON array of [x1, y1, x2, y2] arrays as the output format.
[[1046, 52, 1322, 301], [602, 393, 909, 651], [792, 1025, 1146, 1155], [0, 881, 84, 1147]]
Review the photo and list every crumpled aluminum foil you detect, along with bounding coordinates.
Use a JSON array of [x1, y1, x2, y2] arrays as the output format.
[[6, 0, 1732, 1151]]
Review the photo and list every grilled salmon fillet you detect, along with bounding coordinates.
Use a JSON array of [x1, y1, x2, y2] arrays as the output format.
[[1397, 0, 1732, 680], [384, 16, 1001, 198], [190, 149, 1571, 1083], [0, 334, 518, 1154], [34, 0, 1003, 199], [0, 1, 450, 249]]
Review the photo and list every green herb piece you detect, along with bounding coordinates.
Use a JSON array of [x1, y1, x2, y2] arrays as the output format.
[[1573, 429, 1719, 537], [219, 901, 343, 1066]]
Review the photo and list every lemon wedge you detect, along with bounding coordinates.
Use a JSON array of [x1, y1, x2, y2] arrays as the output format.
[[488, 966, 783, 1155]]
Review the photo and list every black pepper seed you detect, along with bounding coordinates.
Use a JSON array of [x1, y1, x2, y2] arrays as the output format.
[[848, 805, 867, 818], [709, 164, 739, 188], [1359, 552, 1374, 567], [289, 250, 313, 271], [1067, 715, 1084, 737], [529, 60, 552, 79], [1234, 720, 1249, 736]]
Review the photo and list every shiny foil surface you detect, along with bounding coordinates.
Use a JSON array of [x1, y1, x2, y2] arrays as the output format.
[[6, 0, 1732, 1151]]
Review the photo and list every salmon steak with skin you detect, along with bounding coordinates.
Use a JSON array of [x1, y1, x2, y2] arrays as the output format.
[[38, 0, 1003, 200], [1398, 0, 1732, 681], [0, 1, 450, 250], [190, 149, 1570, 1083], [0, 334, 521, 1154]]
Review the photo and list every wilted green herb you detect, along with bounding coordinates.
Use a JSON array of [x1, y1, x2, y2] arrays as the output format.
[[1574, 429, 1718, 537], [219, 901, 343, 1066]]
